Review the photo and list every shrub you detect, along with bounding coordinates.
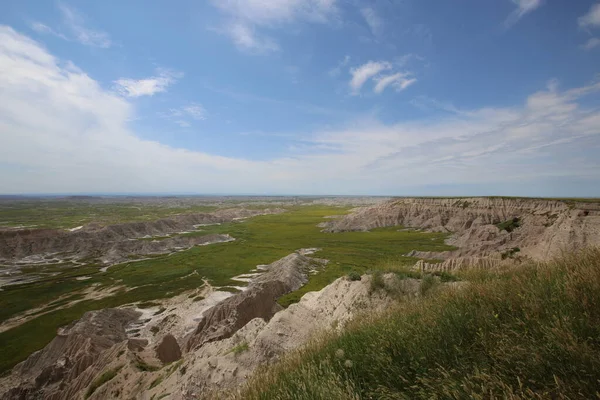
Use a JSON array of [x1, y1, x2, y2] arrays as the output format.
[[496, 217, 521, 232], [419, 274, 437, 295], [368, 270, 385, 294], [347, 272, 361, 281]]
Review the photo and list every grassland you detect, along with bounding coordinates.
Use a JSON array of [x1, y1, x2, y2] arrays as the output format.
[[0, 205, 453, 374], [236, 248, 600, 400], [0, 199, 220, 229]]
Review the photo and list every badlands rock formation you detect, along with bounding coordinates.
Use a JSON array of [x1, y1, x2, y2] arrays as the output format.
[[2, 197, 599, 399], [321, 197, 600, 268], [0, 309, 140, 400], [0, 250, 414, 400], [185, 253, 317, 351], [0, 208, 282, 265]]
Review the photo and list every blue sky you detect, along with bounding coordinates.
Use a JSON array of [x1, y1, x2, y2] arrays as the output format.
[[1, 0, 600, 196]]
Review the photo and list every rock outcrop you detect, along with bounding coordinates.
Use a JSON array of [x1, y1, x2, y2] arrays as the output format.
[[156, 334, 182, 364], [185, 252, 316, 351], [0, 208, 282, 264], [320, 198, 600, 262], [0, 309, 139, 400]]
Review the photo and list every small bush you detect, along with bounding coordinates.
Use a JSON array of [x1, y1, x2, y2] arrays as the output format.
[[501, 247, 521, 260], [419, 274, 437, 295], [347, 271, 361, 281], [496, 217, 521, 233], [369, 270, 386, 294]]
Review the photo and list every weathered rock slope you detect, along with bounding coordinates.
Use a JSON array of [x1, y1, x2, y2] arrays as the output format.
[[185, 252, 317, 351], [0, 208, 281, 264], [321, 197, 600, 262], [0, 309, 140, 400]]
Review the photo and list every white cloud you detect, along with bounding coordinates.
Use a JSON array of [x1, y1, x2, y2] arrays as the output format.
[[395, 53, 424, 67], [114, 69, 182, 98], [211, 0, 337, 24], [374, 73, 416, 94], [223, 22, 279, 53], [328, 55, 350, 77], [30, 4, 111, 48], [210, 0, 337, 53], [581, 37, 600, 50], [579, 3, 600, 29], [1, 26, 600, 196], [505, 0, 543, 28], [175, 120, 191, 128], [361, 7, 383, 36], [183, 104, 208, 120], [349, 61, 391, 94], [160, 103, 208, 127]]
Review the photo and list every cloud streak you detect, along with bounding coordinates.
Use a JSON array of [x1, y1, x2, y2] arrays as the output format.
[[349, 61, 416, 95], [114, 69, 182, 98], [579, 3, 600, 29], [349, 61, 391, 93], [30, 3, 111, 48], [210, 0, 337, 53], [505, 0, 544, 28]]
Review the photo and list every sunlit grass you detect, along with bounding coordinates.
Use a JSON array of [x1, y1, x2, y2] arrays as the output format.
[[236, 248, 600, 400]]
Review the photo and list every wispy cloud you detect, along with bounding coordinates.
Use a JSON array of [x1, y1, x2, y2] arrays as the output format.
[[374, 73, 416, 94], [160, 103, 207, 127], [114, 69, 182, 98], [30, 3, 111, 48], [209, 0, 338, 53], [579, 3, 600, 29], [220, 22, 279, 53], [328, 55, 350, 77], [581, 37, 600, 50], [349, 61, 415, 95], [361, 7, 383, 37], [349, 61, 391, 93], [505, 0, 544, 28]]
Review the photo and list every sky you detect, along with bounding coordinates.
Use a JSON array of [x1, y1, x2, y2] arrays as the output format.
[[1, 0, 600, 196]]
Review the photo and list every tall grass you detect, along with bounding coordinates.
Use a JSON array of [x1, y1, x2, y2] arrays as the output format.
[[236, 248, 600, 399]]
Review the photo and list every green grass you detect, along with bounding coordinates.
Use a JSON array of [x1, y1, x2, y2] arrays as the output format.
[[0, 200, 220, 229], [226, 342, 250, 356], [236, 248, 600, 400], [0, 206, 453, 374], [85, 365, 123, 398], [148, 375, 164, 390]]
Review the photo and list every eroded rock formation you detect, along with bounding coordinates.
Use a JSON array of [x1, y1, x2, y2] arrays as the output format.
[[0, 208, 282, 265], [320, 197, 600, 262]]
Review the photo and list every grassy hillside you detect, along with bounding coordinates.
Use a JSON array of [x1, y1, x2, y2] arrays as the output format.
[[237, 248, 600, 399]]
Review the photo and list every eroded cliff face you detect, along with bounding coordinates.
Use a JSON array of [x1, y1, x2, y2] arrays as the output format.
[[0, 309, 140, 400], [0, 208, 282, 266], [320, 198, 600, 262], [185, 252, 318, 352]]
